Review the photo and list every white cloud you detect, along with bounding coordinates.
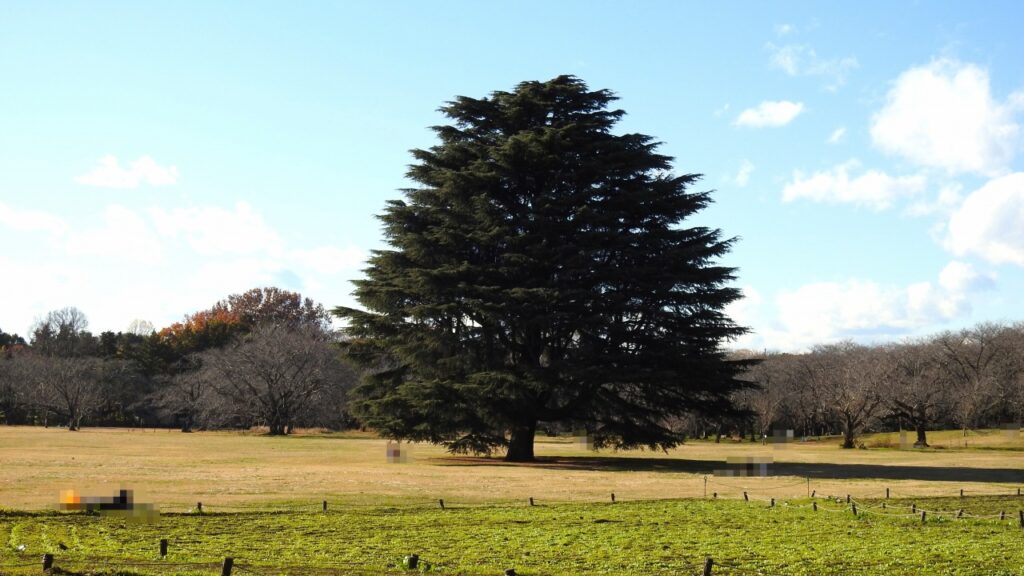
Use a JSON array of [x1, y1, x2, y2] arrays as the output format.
[[290, 245, 366, 275], [767, 263, 989, 350], [0, 202, 67, 235], [945, 172, 1024, 265], [775, 24, 794, 37], [782, 159, 927, 210], [827, 127, 846, 144], [67, 205, 163, 264], [75, 155, 179, 189], [150, 201, 283, 256], [767, 44, 858, 90], [0, 198, 366, 336], [905, 183, 963, 217], [870, 59, 1024, 176], [732, 160, 755, 187], [734, 101, 804, 128], [724, 286, 764, 350]]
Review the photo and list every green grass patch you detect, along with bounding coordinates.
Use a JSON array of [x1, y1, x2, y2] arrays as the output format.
[[3, 496, 1024, 575]]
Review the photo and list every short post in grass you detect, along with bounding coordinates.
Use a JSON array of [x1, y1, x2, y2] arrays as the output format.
[[921, 510, 926, 523], [529, 497, 534, 507], [438, 499, 445, 510], [881, 502, 886, 509], [770, 498, 775, 508], [1019, 510, 1023, 529], [743, 492, 748, 502], [160, 539, 168, 557], [713, 492, 717, 499], [42, 553, 53, 572], [911, 503, 916, 513], [704, 476, 707, 498], [221, 557, 233, 576], [960, 488, 964, 498], [852, 503, 857, 516], [886, 487, 890, 499], [322, 500, 327, 513], [812, 501, 817, 512], [197, 502, 202, 513], [611, 493, 616, 503], [846, 494, 850, 504], [811, 490, 816, 498], [702, 557, 714, 576], [1000, 510, 1005, 521], [1018, 487, 1021, 497]]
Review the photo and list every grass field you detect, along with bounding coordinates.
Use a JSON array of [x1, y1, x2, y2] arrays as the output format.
[[2, 426, 1024, 575]]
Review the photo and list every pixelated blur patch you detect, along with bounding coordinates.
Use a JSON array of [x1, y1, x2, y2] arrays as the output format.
[[770, 429, 794, 445], [386, 440, 409, 463], [714, 456, 774, 477], [58, 488, 158, 522], [573, 429, 595, 451]]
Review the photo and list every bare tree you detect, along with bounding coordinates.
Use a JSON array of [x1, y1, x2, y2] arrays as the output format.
[[737, 353, 792, 443], [886, 340, 948, 447], [936, 324, 1011, 434], [17, 354, 104, 430], [199, 323, 351, 435], [30, 307, 94, 357], [808, 342, 887, 449]]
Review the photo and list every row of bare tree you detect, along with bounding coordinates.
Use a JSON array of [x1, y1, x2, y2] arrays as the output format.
[[709, 322, 1024, 448], [0, 291, 358, 433]]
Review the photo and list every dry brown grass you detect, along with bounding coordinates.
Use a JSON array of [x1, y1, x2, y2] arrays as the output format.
[[1, 426, 1022, 510]]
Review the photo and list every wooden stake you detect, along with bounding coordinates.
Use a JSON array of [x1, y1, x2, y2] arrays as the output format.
[[743, 492, 748, 501], [529, 497, 534, 507], [322, 500, 327, 513], [221, 557, 233, 576], [196, 502, 202, 513], [921, 510, 926, 523], [438, 499, 445, 510], [611, 493, 616, 503], [812, 502, 817, 512], [42, 553, 53, 572], [770, 498, 775, 508], [852, 503, 857, 515], [160, 539, 168, 557], [886, 487, 890, 499], [702, 557, 714, 576], [1000, 510, 1006, 521]]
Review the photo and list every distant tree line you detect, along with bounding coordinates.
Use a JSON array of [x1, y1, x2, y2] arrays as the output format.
[[682, 322, 1024, 448], [0, 287, 358, 433]]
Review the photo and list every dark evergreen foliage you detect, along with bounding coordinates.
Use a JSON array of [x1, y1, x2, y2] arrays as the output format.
[[336, 76, 750, 461]]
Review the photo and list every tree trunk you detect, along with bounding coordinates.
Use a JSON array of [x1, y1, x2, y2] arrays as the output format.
[[505, 420, 537, 462], [914, 424, 928, 448]]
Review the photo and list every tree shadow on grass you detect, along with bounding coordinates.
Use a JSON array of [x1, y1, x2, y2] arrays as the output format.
[[433, 455, 1024, 483]]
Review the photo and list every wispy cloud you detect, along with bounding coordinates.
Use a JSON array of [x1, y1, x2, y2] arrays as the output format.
[[733, 160, 755, 187], [767, 43, 858, 90], [735, 101, 803, 128], [782, 159, 927, 210], [827, 127, 847, 144], [75, 155, 179, 189]]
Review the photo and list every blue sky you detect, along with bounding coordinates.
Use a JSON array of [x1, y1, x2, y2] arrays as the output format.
[[1, 1, 1023, 351]]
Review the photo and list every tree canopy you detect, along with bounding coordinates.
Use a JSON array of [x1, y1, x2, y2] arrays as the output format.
[[337, 75, 749, 461]]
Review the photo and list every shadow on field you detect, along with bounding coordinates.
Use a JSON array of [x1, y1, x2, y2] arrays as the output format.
[[435, 456, 1024, 483]]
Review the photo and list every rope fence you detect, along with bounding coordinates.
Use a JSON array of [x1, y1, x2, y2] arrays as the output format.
[[3, 479, 1023, 575]]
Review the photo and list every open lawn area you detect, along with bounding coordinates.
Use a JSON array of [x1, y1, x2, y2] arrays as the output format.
[[1, 426, 1022, 510]]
